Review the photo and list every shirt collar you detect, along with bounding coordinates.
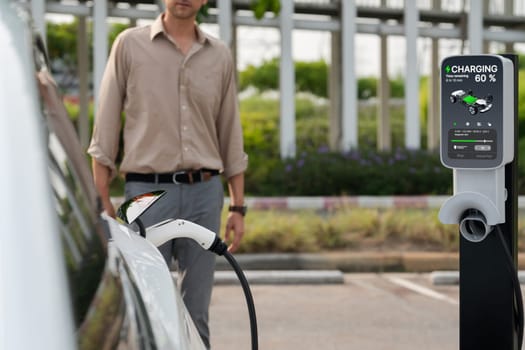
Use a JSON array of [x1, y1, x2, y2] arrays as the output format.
[[150, 13, 209, 45], [150, 14, 164, 40]]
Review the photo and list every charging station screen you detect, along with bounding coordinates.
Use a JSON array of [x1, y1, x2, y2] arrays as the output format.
[[441, 55, 506, 169], [447, 129, 497, 160]]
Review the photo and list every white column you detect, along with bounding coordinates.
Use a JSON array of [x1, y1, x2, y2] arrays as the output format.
[[428, 37, 440, 151], [329, 31, 342, 151], [468, 0, 483, 54], [218, 0, 233, 47], [341, 0, 358, 151], [31, 0, 46, 44], [279, 0, 295, 158], [378, 0, 390, 151], [378, 33, 391, 151], [427, 0, 440, 151], [504, 0, 514, 53], [404, 0, 420, 149], [93, 0, 108, 113], [78, 16, 90, 148]]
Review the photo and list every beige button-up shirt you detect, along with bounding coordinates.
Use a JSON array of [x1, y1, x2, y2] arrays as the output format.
[[88, 15, 247, 179]]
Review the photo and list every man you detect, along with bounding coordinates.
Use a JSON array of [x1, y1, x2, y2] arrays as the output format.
[[87, 0, 248, 347]]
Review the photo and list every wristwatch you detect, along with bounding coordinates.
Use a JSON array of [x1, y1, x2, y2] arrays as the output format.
[[229, 205, 247, 217]]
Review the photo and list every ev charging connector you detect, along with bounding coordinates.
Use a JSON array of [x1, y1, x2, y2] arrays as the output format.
[[438, 55, 514, 242]]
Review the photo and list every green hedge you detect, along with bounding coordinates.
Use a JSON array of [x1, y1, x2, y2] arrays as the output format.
[[241, 95, 452, 195], [245, 148, 452, 196]]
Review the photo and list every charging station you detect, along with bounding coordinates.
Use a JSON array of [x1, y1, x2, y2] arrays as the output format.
[[439, 54, 522, 349]]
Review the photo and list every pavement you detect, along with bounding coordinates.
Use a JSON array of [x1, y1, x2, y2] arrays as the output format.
[[209, 272, 461, 350]]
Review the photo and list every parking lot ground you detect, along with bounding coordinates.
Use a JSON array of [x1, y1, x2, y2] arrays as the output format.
[[209, 273, 460, 350]]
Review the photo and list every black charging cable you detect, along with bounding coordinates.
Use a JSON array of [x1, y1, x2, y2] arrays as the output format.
[[209, 238, 259, 350], [495, 224, 524, 349]]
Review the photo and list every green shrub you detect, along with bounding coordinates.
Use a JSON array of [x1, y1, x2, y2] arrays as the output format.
[[231, 208, 461, 253], [242, 95, 452, 196], [245, 148, 452, 196], [239, 210, 322, 253], [296, 60, 329, 97]]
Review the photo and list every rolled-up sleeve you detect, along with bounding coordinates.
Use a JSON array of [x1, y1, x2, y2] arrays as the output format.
[[216, 50, 248, 179], [87, 32, 129, 178]]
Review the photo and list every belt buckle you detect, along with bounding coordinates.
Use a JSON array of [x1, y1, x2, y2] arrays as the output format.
[[172, 171, 186, 184]]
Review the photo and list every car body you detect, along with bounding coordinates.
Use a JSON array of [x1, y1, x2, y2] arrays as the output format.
[[0, 2, 205, 349], [450, 89, 493, 115]]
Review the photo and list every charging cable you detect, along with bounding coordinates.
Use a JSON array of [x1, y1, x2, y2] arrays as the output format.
[[495, 224, 524, 348], [209, 238, 259, 350], [144, 219, 259, 350]]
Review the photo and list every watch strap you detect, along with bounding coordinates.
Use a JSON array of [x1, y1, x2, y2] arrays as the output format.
[[229, 205, 247, 216]]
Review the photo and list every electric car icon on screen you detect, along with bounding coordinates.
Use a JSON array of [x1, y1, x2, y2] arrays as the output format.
[[450, 89, 493, 115]]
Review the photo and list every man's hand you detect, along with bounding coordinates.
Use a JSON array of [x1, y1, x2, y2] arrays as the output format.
[[224, 212, 245, 253], [92, 159, 115, 218], [102, 198, 116, 218]]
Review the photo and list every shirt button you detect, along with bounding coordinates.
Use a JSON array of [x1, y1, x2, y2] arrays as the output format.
[[182, 105, 187, 110], [183, 126, 188, 131], [184, 147, 188, 151]]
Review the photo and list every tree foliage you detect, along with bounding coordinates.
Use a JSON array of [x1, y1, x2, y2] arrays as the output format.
[[250, 0, 281, 19], [46, 20, 80, 65], [239, 58, 329, 97], [239, 57, 407, 99]]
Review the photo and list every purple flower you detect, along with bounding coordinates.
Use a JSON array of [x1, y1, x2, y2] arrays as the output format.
[[317, 145, 330, 154], [297, 159, 305, 168], [394, 152, 406, 161], [285, 164, 293, 172]]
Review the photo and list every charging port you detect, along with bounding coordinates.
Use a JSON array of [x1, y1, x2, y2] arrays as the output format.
[[459, 209, 493, 242]]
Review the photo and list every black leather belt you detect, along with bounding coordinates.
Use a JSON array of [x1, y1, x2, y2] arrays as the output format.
[[125, 169, 220, 184]]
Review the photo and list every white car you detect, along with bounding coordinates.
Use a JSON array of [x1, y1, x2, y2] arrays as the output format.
[[0, 2, 207, 349]]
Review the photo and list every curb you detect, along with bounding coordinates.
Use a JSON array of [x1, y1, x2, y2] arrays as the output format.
[[215, 252, 461, 273], [431, 270, 525, 286], [244, 195, 450, 210], [113, 195, 525, 211], [214, 270, 344, 285], [244, 196, 525, 210], [217, 252, 525, 274]]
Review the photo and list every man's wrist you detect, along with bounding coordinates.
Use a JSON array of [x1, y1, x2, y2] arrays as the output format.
[[228, 205, 247, 217]]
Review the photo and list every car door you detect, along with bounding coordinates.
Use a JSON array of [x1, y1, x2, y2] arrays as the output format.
[[34, 34, 158, 349]]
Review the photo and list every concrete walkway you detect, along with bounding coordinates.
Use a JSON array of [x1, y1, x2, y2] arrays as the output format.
[[209, 273, 460, 350]]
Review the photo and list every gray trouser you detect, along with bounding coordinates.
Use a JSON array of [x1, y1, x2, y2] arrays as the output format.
[[124, 176, 224, 349]]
